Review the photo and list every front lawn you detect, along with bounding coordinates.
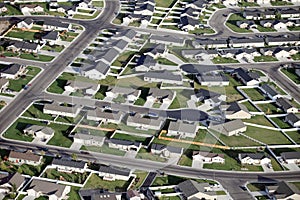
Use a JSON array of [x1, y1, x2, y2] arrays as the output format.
[[136, 148, 167, 162], [155, 0, 177, 8], [178, 154, 192, 167], [212, 56, 239, 64], [111, 51, 136, 67], [241, 101, 259, 112], [226, 22, 252, 33], [73, 11, 100, 19], [81, 144, 126, 156], [41, 44, 65, 52], [156, 57, 178, 66], [253, 56, 278, 62], [47, 124, 73, 147], [84, 174, 131, 192], [244, 126, 291, 145], [285, 131, 300, 144], [67, 187, 81, 200], [43, 169, 88, 183], [22, 103, 54, 120], [5, 29, 36, 40], [281, 68, 300, 84], [20, 53, 54, 62], [112, 133, 152, 146]]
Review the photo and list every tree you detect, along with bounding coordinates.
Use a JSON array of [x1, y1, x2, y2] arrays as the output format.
[[71, 153, 77, 160]]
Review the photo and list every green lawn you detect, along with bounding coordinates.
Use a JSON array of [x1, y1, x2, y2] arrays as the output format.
[[47, 124, 73, 147], [242, 101, 259, 112], [5, 29, 36, 40], [41, 44, 65, 52], [256, 25, 276, 32], [247, 183, 267, 192], [243, 115, 274, 127], [212, 56, 239, 64], [0, 5, 22, 16], [244, 126, 291, 145], [242, 88, 266, 101], [111, 51, 136, 67], [168, 90, 193, 109], [189, 28, 215, 35], [84, 174, 131, 192], [152, 175, 187, 186], [8, 66, 41, 92], [271, 0, 293, 5], [43, 169, 88, 183], [92, 0, 104, 7], [156, 57, 178, 66], [257, 103, 284, 114], [270, 117, 292, 129], [136, 148, 167, 162], [134, 97, 146, 106], [67, 187, 81, 200], [218, 133, 261, 147], [22, 103, 54, 120], [281, 68, 300, 84], [178, 154, 192, 166], [112, 94, 126, 104], [226, 22, 252, 33], [192, 129, 220, 145], [285, 131, 300, 144], [101, 123, 157, 135], [81, 144, 126, 156], [271, 158, 283, 171], [132, 171, 148, 189], [289, 26, 300, 32], [73, 11, 100, 19], [112, 133, 151, 146], [20, 53, 54, 62], [253, 56, 278, 62], [155, 0, 177, 8]]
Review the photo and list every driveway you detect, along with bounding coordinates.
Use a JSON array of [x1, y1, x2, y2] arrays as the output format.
[[125, 150, 138, 158], [192, 160, 203, 169], [261, 164, 274, 172], [70, 142, 83, 151], [284, 163, 299, 171]]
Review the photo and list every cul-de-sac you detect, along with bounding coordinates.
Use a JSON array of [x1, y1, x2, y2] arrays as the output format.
[[0, 0, 299, 199]]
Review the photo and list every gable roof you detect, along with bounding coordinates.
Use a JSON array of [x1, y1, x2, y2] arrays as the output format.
[[144, 71, 183, 82], [281, 151, 300, 160], [74, 133, 105, 142], [98, 165, 131, 176], [108, 138, 141, 147], [9, 151, 41, 162], [239, 153, 267, 160], [178, 180, 216, 198], [224, 102, 249, 114], [209, 119, 246, 134], [273, 181, 300, 199], [27, 179, 68, 197], [52, 158, 86, 169], [276, 98, 294, 110], [168, 121, 198, 134], [24, 125, 54, 135], [127, 115, 164, 127], [42, 31, 59, 40], [285, 113, 300, 123], [232, 68, 255, 83], [261, 83, 279, 97], [193, 151, 225, 159], [0, 64, 22, 75]]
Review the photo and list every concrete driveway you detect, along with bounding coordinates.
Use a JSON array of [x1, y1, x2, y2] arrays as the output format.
[[125, 150, 138, 158], [192, 160, 203, 169], [284, 163, 299, 171]]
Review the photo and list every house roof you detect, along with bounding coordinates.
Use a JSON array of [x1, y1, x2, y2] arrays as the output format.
[[43, 20, 70, 29], [82, 60, 110, 76], [193, 151, 225, 159], [180, 16, 199, 27], [147, 43, 166, 56], [148, 87, 174, 100], [3, 173, 25, 190], [27, 179, 68, 197], [150, 35, 185, 45], [6, 39, 38, 50], [232, 68, 255, 83], [98, 165, 131, 176], [65, 80, 99, 91], [180, 64, 222, 75], [178, 180, 216, 198], [127, 115, 164, 127], [87, 109, 123, 121], [9, 151, 41, 162], [276, 98, 293, 110], [137, 54, 156, 68], [197, 74, 229, 83], [23, 18, 33, 25], [194, 88, 221, 100], [239, 153, 267, 160], [107, 86, 139, 96], [0, 64, 22, 75], [114, 29, 136, 40], [150, 143, 182, 154], [273, 181, 300, 199], [281, 151, 300, 160], [168, 121, 198, 134], [24, 125, 54, 135], [101, 48, 119, 64], [285, 113, 300, 124], [52, 158, 86, 169], [42, 31, 59, 41], [43, 103, 80, 114], [111, 39, 129, 50], [144, 71, 183, 82], [108, 138, 141, 147], [209, 119, 246, 134], [224, 102, 249, 114], [0, 78, 8, 88]]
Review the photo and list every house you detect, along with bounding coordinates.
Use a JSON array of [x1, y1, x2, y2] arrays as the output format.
[[79, 189, 122, 200], [20, 4, 44, 14], [261, 83, 281, 100], [276, 98, 298, 113], [0, 78, 8, 93], [0, 173, 25, 194], [43, 103, 81, 118], [81, 61, 110, 80], [186, 0, 208, 9], [98, 165, 132, 181], [147, 88, 174, 104], [167, 120, 198, 138], [192, 38, 228, 49], [96, 48, 119, 64], [265, 181, 300, 200], [177, 180, 217, 200], [0, 64, 25, 79], [209, 119, 247, 136], [107, 138, 142, 152], [236, 20, 256, 29], [51, 158, 88, 173], [64, 80, 99, 97], [222, 102, 251, 119], [135, 55, 157, 72], [41, 31, 60, 45], [238, 153, 271, 165], [181, 49, 218, 60], [180, 16, 199, 31], [16, 18, 33, 29], [144, 71, 183, 85], [23, 125, 54, 141], [106, 86, 141, 103], [42, 20, 71, 31], [145, 44, 167, 59], [73, 132, 105, 147], [196, 74, 229, 86], [26, 179, 71, 200], [273, 21, 287, 30], [273, 47, 291, 59], [150, 143, 183, 158], [86, 109, 124, 124], [285, 113, 300, 127], [192, 151, 225, 164], [8, 150, 42, 166], [126, 190, 142, 200], [6, 40, 40, 53], [149, 35, 185, 47], [280, 152, 300, 164], [231, 68, 260, 86], [191, 89, 226, 103], [134, 3, 155, 16], [126, 115, 165, 130]]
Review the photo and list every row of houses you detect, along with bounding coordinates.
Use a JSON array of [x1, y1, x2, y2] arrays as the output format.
[[243, 8, 300, 20], [236, 19, 300, 30]]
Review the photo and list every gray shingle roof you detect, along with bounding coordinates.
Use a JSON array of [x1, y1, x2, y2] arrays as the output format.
[[98, 165, 131, 176], [178, 180, 216, 198], [261, 83, 279, 97], [52, 158, 86, 169], [168, 121, 198, 134], [281, 151, 300, 160], [27, 179, 68, 197], [24, 125, 54, 135], [144, 71, 183, 82], [276, 98, 293, 110], [107, 138, 141, 147]]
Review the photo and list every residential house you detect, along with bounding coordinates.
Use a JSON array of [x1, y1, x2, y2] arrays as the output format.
[[106, 138, 142, 152], [180, 16, 199, 31], [16, 18, 33, 29], [23, 125, 54, 141], [177, 180, 217, 200], [192, 38, 228, 49], [150, 143, 183, 158], [191, 89, 226, 105], [26, 179, 71, 200], [135, 55, 158, 72], [86, 109, 124, 124], [147, 88, 174, 104], [126, 115, 165, 130], [144, 71, 183, 85], [42, 20, 71, 31], [196, 74, 229, 86], [238, 153, 271, 165], [81, 61, 110, 80], [149, 35, 185, 47], [64, 80, 100, 97], [43, 103, 81, 118], [73, 132, 105, 147], [192, 151, 225, 164], [221, 102, 251, 119], [280, 152, 300, 164], [106, 86, 141, 103], [0, 173, 25, 194], [0, 78, 8, 93], [8, 150, 42, 166], [113, 29, 137, 43], [41, 31, 60, 45], [231, 68, 260, 86], [285, 113, 300, 127], [276, 98, 298, 113], [236, 20, 256, 29], [167, 120, 198, 138], [209, 119, 247, 136], [6, 39, 40, 53], [145, 43, 167, 59], [261, 83, 282, 100], [51, 158, 88, 173], [126, 190, 142, 200], [79, 189, 122, 200], [0, 64, 25, 79], [181, 49, 218, 60], [186, 0, 208, 10], [265, 181, 300, 200], [98, 165, 132, 181], [20, 4, 44, 14]]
